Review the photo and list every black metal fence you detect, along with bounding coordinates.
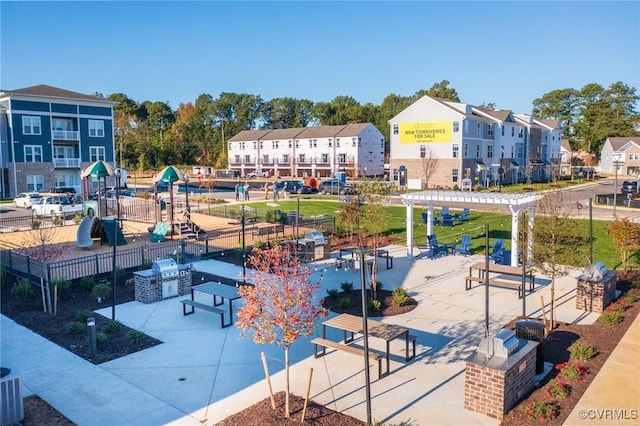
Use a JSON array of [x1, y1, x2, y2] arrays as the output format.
[[0, 213, 77, 232]]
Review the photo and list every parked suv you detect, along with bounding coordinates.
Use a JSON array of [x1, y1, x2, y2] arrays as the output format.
[[621, 181, 638, 195], [318, 179, 356, 195]]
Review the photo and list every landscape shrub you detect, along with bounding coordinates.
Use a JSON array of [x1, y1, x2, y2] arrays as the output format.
[[75, 309, 93, 323], [80, 276, 95, 291], [73, 213, 82, 224], [391, 287, 408, 307], [52, 215, 64, 226], [545, 380, 570, 400], [139, 258, 153, 271], [114, 267, 127, 286], [569, 342, 597, 361], [128, 330, 146, 344], [340, 281, 354, 293], [556, 362, 586, 380], [599, 310, 623, 325], [326, 288, 339, 297], [523, 401, 558, 421], [104, 320, 122, 334], [338, 297, 353, 309], [53, 278, 71, 300], [64, 321, 84, 334], [11, 278, 34, 300], [96, 332, 109, 348], [369, 299, 382, 311], [91, 283, 111, 300], [606, 300, 629, 313]]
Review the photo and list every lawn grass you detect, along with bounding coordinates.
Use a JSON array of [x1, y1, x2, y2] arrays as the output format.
[[214, 196, 623, 270]]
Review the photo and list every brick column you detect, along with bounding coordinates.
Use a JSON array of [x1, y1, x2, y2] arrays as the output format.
[[464, 340, 538, 421]]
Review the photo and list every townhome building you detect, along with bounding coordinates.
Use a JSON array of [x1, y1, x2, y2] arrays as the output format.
[[0, 85, 116, 198], [227, 123, 385, 178], [388, 96, 562, 189], [601, 137, 640, 177]]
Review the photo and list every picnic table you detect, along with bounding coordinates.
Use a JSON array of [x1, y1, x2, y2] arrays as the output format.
[[181, 282, 241, 328], [313, 313, 416, 378], [466, 262, 535, 299]]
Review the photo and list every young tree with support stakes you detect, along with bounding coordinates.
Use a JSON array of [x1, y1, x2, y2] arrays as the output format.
[[606, 218, 640, 272], [236, 244, 328, 419], [532, 191, 584, 329]]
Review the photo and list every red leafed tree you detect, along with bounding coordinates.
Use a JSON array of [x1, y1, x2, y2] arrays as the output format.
[[236, 244, 328, 418]]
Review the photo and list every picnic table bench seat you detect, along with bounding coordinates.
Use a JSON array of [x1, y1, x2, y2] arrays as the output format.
[[311, 337, 387, 379], [180, 299, 230, 328]]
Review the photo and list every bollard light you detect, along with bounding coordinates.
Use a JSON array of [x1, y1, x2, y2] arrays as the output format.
[[87, 317, 97, 358]]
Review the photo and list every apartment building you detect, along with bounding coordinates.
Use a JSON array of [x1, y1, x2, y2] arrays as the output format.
[[227, 123, 385, 178], [0, 85, 116, 198], [388, 96, 562, 189], [601, 137, 640, 177]]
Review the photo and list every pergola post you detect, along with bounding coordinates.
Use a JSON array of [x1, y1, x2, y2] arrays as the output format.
[[509, 206, 520, 266], [426, 201, 434, 237], [405, 201, 414, 258]]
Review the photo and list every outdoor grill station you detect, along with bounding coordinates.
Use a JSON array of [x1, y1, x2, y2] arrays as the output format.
[[133, 258, 193, 304]]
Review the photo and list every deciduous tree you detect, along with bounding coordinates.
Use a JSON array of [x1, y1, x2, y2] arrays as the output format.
[[237, 245, 327, 418], [606, 218, 640, 272]]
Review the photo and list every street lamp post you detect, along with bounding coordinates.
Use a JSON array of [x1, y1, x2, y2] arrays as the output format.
[[613, 153, 622, 219]]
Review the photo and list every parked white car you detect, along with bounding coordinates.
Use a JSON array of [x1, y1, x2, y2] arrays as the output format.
[[13, 192, 42, 208], [32, 195, 82, 217]]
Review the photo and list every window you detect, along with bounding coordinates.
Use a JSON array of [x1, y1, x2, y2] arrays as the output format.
[[336, 138, 341, 147], [463, 144, 469, 158], [452, 144, 459, 158], [234, 155, 240, 163], [240, 142, 245, 150], [393, 124, 399, 135], [298, 154, 305, 163], [518, 146, 523, 159], [511, 146, 514, 158], [321, 153, 329, 163], [487, 145, 493, 158], [295, 140, 299, 148], [477, 122, 481, 135], [328, 139, 332, 147], [518, 128, 524, 138], [464, 121, 469, 133], [22, 116, 41, 135], [244, 155, 251, 163], [27, 175, 44, 191], [272, 141, 279, 149], [452, 168, 459, 183], [288, 140, 292, 148], [511, 126, 515, 137], [420, 145, 426, 158], [52, 118, 73, 131], [89, 146, 105, 162], [282, 154, 289, 163], [228, 142, 232, 152], [263, 154, 269, 163], [501, 125, 505, 136], [24, 145, 43, 162], [259, 142, 263, 149], [358, 137, 362, 147], [309, 140, 313, 148], [476, 145, 481, 157], [453, 121, 460, 132], [352, 138, 357, 147], [488, 124, 494, 136], [253, 141, 257, 149], [338, 153, 347, 164], [88, 120, 104, 137], [313, 139, 317, 148]]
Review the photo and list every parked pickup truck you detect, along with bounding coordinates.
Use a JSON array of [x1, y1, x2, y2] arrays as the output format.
[[32, 195, 82, 217]]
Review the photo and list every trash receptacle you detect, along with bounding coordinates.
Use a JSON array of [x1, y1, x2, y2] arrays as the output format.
[[515, 320, 545, 374]]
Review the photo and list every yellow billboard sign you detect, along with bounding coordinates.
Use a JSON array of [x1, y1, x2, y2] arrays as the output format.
[[399, 121, 452, 143]]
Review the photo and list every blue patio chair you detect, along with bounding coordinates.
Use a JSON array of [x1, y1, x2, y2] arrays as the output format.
[[441, 214, 454, 227], [453, 235, 472, 256], [441, 207, 450, 217], [489, 239, 505, 263], [454, 208, 470, 222], [427, 234, 447, 258], [421, 212, 429, 224]]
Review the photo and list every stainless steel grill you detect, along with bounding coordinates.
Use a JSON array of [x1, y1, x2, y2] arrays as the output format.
[[152, 259, 179, 298], [478, 328, 520, 359]]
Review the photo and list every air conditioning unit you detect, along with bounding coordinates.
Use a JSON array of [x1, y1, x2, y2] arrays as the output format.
[[1, 368, 23, 426]]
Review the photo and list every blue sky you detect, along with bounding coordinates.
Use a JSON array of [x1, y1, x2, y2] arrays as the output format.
[[1, 1, 638, 115]]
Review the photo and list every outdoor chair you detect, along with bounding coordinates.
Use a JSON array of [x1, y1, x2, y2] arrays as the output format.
[[421, 212, 429, 224], [454, 208, 470, 222], [441, 207, 450, 217], [489, 239, 505, 263], [441, 214, 454, 227], [427, 234, 447, 259], [453, 235, 472, 256]]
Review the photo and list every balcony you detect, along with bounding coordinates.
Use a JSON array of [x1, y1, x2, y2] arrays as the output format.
[[52, 130, 79, 141], [53, 157, 81, 168]]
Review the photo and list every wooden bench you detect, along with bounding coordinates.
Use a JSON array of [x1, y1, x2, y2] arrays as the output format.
[[180, 299, 230, 328], [311, 337, 387, 379], [465, 276, 529, 299]]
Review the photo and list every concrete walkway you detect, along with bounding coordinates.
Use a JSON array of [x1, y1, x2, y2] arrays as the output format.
[[1, 247, 636, 425]]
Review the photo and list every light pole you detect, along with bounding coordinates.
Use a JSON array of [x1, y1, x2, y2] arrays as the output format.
[[613, 153, 622, 219]]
